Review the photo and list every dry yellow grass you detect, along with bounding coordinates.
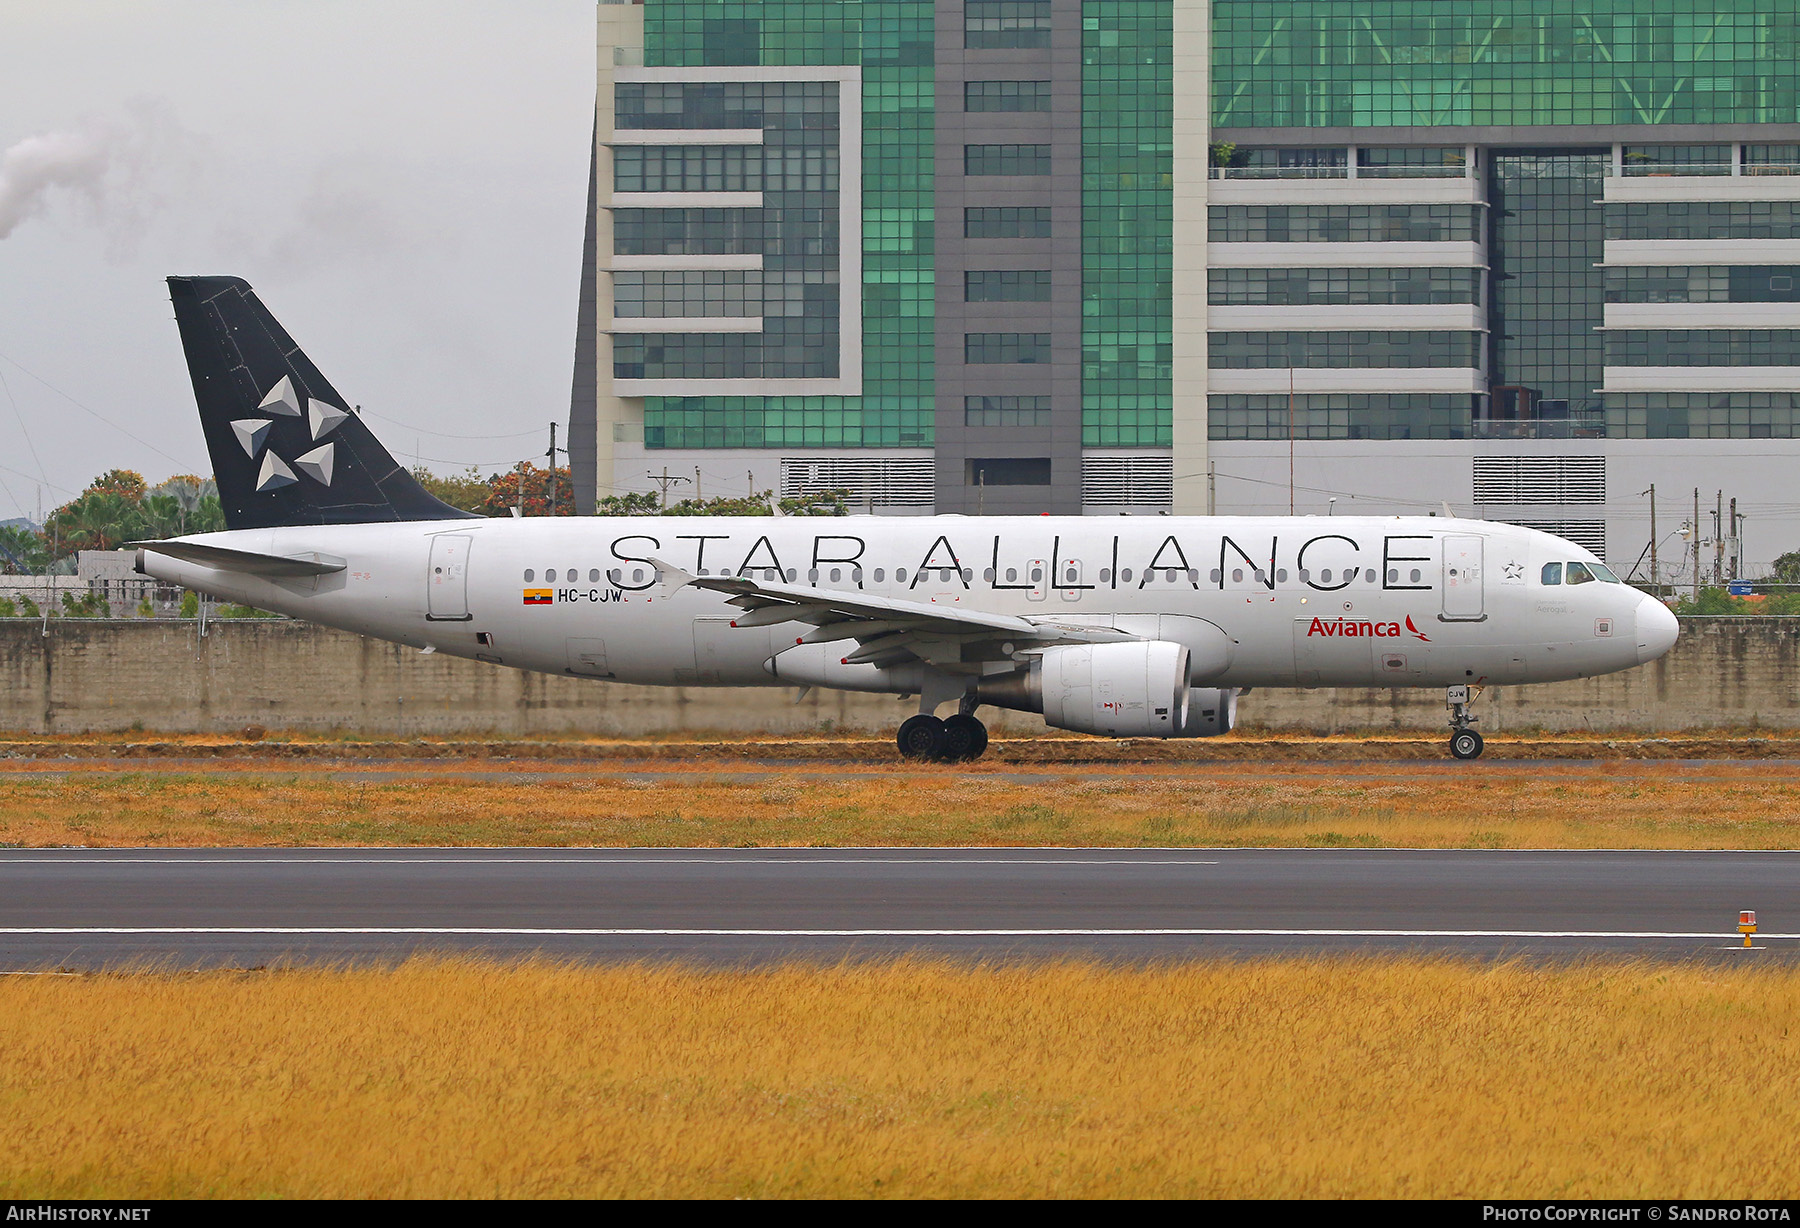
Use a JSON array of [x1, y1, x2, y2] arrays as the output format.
[[5, 761, 1800, 848], [1, 957, 1796, 1198]]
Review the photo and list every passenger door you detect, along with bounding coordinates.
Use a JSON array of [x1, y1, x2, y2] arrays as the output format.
[[1441, 535, 1484, 621]]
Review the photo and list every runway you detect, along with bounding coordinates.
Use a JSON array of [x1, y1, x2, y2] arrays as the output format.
[[0, 848, 1793, 967]]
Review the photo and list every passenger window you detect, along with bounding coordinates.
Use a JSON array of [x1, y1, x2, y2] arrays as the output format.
[[1030, 568, 1043, 582], [589, 569, 600, 583], [1121, 569, 1133, 582], [1006, 567, 1018, 582], [785, 569, 797, 582], [1232, 569, 1244, 582], [874, 568, 885, 582], [983, 568, 995, 582], [896, 569, 908, 582], [1320, 569, 1332, 583], [1409, 569, 1421, 583], [524, 569, 534, 582], [632, 568, 645, 583], [1364, 569, 1376, 583], [546, 569, 557, 583], [1277, 569, 1289, 582], [830, 568, 842, 582], [1566, 562, 1595, 585], [1541, 563, 1562, 585]]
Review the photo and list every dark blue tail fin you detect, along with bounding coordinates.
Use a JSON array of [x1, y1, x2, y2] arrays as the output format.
[[167, 276, 478, 529]]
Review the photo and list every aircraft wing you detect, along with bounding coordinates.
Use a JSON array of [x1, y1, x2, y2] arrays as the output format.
[[650, 556, 1135, 672]]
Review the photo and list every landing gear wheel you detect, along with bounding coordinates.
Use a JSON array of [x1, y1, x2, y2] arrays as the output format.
[[897, 714, 946, 761], [940, 714, 989, 762], [1450, 729, 1484, 761]]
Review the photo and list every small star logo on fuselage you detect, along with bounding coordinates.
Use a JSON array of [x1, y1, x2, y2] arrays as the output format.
[[1503, 561, 1525, 581]]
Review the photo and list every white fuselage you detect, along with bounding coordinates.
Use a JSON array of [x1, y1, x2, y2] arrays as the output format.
[[139, 515, 1677, 692]]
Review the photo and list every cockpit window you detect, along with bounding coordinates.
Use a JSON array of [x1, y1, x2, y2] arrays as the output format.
[[1566, 562, 1595, 585], [1589, 562, 1621, 583], [1541, 563, 1562, 586]]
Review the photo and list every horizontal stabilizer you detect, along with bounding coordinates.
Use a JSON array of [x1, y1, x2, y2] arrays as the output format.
[[132, 541, 347, 578]]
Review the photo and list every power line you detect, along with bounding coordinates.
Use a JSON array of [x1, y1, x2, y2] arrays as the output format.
[[0, 347, 187, 467]]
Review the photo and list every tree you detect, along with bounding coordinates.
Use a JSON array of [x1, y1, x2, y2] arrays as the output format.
[[88, 469, 147, 500], [412, 466, 492, 515], [481, 462, 573, 517], [0, 525, 47, 573], [596, 491, 663, 516], [44, 491, 147, 556], [1769, 550, 1800, 589]]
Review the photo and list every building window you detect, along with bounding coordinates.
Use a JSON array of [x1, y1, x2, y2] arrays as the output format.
[[615, 146, 839, 194], [1606, 201, 1800, 242], [965, 207, 1051, 238], [1210, 268, 1480, 306], [965, 80, 1051, 112], [1604, 330, 1800, 367], [965, 144, 1051, 176], [968, 458, 1052, 486], [1207, 331, 1482, 369], [966, 333, 1052, 364], [1208, 205, 1482, 243], [1605, 266, 1800, 304], [965, 396, 1052, 427], [1207, 394, 1477, 442], [965, 1, 1050, 50], [965, 270, 1052, 302]]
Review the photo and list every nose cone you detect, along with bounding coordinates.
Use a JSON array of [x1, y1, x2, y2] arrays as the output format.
[[1636, 595, 1679, 664]]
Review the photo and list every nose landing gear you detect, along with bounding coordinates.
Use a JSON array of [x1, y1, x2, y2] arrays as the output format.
[[1447, 684, 1484, 760]]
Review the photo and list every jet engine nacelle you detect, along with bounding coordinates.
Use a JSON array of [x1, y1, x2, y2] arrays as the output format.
[[996, 640, 1192, 737], [1172, 687, 1238, 738]]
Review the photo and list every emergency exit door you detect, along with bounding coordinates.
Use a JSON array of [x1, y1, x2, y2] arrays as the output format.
[[427, 534, 472, 621]]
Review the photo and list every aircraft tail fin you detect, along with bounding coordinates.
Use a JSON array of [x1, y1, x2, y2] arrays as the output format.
[[166, 276, 478, 530]]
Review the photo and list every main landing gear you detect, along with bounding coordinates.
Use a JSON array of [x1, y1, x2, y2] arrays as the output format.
[[1447, 684, 1484, 761], [896, 711, 990, 763]]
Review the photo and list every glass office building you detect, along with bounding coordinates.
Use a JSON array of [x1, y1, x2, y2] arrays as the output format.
[[574, 1, 1800, 570]]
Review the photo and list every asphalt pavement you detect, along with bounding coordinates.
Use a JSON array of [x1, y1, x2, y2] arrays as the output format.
[[0, 847, 1793, 967]]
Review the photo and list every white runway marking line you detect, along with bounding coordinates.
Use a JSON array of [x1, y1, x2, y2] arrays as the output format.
[[0, 857, 1220, 867], [0, 927, 1791, 940]]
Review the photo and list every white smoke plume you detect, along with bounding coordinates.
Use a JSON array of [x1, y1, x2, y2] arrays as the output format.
[[0, 102, 199, 255]]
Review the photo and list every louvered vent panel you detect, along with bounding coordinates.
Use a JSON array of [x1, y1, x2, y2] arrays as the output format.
[[1082, 456, 1174, 507], [1510, 520, 1609, 559], [1472, 456, 1606, 505], [779, 457, 935, 506]]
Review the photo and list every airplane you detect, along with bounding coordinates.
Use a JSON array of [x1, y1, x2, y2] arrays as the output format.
[[135, 276, 1680, 762]]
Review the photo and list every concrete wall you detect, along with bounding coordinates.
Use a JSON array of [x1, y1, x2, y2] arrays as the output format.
[[0, 617, 1791, 736]]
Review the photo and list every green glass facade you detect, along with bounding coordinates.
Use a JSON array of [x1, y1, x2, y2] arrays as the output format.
[[641, 1, 936, 450], [1213, 0, 1800, 130], [1488, 150, 1609, 417], [1081, 1, 1172, 447]]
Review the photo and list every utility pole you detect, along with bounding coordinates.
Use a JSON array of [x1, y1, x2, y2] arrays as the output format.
[[546, 423, 559, 517], [1693, 488, 1702, 601], [1728, 497, 1740, 580], [694, 466, 703, 502], [1714, 490, 1725, 585], [1645, 484, 1658, 593], [646, 467, 689, 509]]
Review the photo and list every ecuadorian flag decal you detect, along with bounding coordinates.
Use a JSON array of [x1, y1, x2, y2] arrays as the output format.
[[523, 588, 553, 606]]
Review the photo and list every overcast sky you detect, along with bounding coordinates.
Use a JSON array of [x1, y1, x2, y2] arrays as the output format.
[[0, 0, 596, 522]]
